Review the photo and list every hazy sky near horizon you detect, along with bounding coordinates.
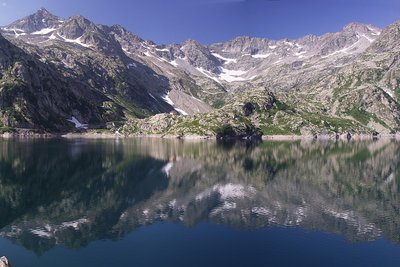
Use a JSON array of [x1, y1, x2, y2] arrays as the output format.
[[0, 0, 399, 44]]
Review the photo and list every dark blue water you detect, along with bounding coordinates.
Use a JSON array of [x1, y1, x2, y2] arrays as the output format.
[[0, 138, 399, 266]]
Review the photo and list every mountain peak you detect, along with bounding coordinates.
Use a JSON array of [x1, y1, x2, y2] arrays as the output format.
[[29, 7, 59, 22], [5, 7, 62, 33], [343, 22, 380, 34], [182, 39, 202, 47], [68, 15, 92, 23], [56, 15, 98, 40], [36, 7, 52, 15], [366, 20, 400, 53]]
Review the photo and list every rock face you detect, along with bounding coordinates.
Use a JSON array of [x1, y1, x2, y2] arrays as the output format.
[[4, 8, 62, 34], [1, 8, 400, 135], [0, 257, 10, 267], [0, 34, 108, 131]]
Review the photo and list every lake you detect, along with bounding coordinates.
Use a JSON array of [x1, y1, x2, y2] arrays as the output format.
[[0, 138, 399, 267]]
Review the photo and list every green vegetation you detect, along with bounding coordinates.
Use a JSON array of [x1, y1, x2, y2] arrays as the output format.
[[121, 83, 396, 137], [212, 99, 225, 109], [395, 84, 400, 102], [302, 112, 359, 132], [94, 129, 112, 134], [347, 108, 372, 125], [275, 100, 295, 113], [333, 77, 353, 99], [346, 107, 391, 130], [350, 148, 372, 164], [259, 125, 299, 135], [215, 124, 235, 137], [0, 127, 16, 134], [110, 95, 151, 119]]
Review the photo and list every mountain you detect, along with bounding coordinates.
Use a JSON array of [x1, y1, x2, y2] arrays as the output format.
[[0, 8, 400, 135], [0, 33, 109, 131], [3, 8, 63, 34]]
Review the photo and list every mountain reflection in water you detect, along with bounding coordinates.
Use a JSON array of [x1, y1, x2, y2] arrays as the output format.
[[0, 138, 399, 255]]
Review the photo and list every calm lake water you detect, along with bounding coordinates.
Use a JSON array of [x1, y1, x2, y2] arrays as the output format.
[[0, 138, 400, 267]]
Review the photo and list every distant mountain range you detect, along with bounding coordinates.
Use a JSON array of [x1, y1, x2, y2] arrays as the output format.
[[1, 8, 400, 136]]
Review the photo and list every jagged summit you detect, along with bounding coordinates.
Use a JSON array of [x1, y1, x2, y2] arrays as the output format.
[[3, 8, 62, 34], [366, 20, 400, 53], [343, 22, 381, 35], [57, 15, 97, 39], [36, 7, 53, 15]]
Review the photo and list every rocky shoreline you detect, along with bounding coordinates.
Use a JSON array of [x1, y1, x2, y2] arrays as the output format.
[[2, 130, 400, 141]]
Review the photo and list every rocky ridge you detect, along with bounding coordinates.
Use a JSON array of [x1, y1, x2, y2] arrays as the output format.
[[0, 8, 400, 136]]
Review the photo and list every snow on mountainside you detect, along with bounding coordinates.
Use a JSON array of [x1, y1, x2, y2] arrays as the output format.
[[2, 8, 63, 34], [2, 8, 400, 135], [0, 9, 382, 86]]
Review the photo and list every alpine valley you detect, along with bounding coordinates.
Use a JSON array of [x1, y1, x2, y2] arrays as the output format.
[[1, 8, 400, 138]]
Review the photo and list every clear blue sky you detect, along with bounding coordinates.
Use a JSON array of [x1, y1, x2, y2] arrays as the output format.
[[0, 0, 399, 44]]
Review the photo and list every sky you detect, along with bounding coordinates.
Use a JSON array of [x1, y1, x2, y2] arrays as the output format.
[[0, 0, 399, 45]]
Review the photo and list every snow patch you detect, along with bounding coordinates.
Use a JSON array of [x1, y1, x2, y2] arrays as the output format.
[[196, 183, 256, 201], [169, 199, 177, 208], [67, 116, 88, 129], [325, 209, 352, 220], [212, 53, 237, 64], [162, 162, 174, 176], [211, 201, 237, 215], [57, 33, 91, 48], [382, 88, 394, 98], [252, 53, 271, 59], [148, 93, 158, 101], [383, 173, 395, 186], [155, 47, 170, 52], [219, 67, 247, 82], [162, 93, 174, 105], [162, 92, 189, 115], [195, 67, 221, 83], [360, 33, 375, 43], [127, 62, 137, 69], [31, 229, 52, 238], [143, 51, 173, 65], [321, 38, 365, 58], [175, 108, 188, 115], [61, 218, 89, 230], [367, 26, 381, 36], [295, 207, 307, 224], [32, 28, 56, 35], [170, 60, 179, 67], [3, 28, 26, 37]]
